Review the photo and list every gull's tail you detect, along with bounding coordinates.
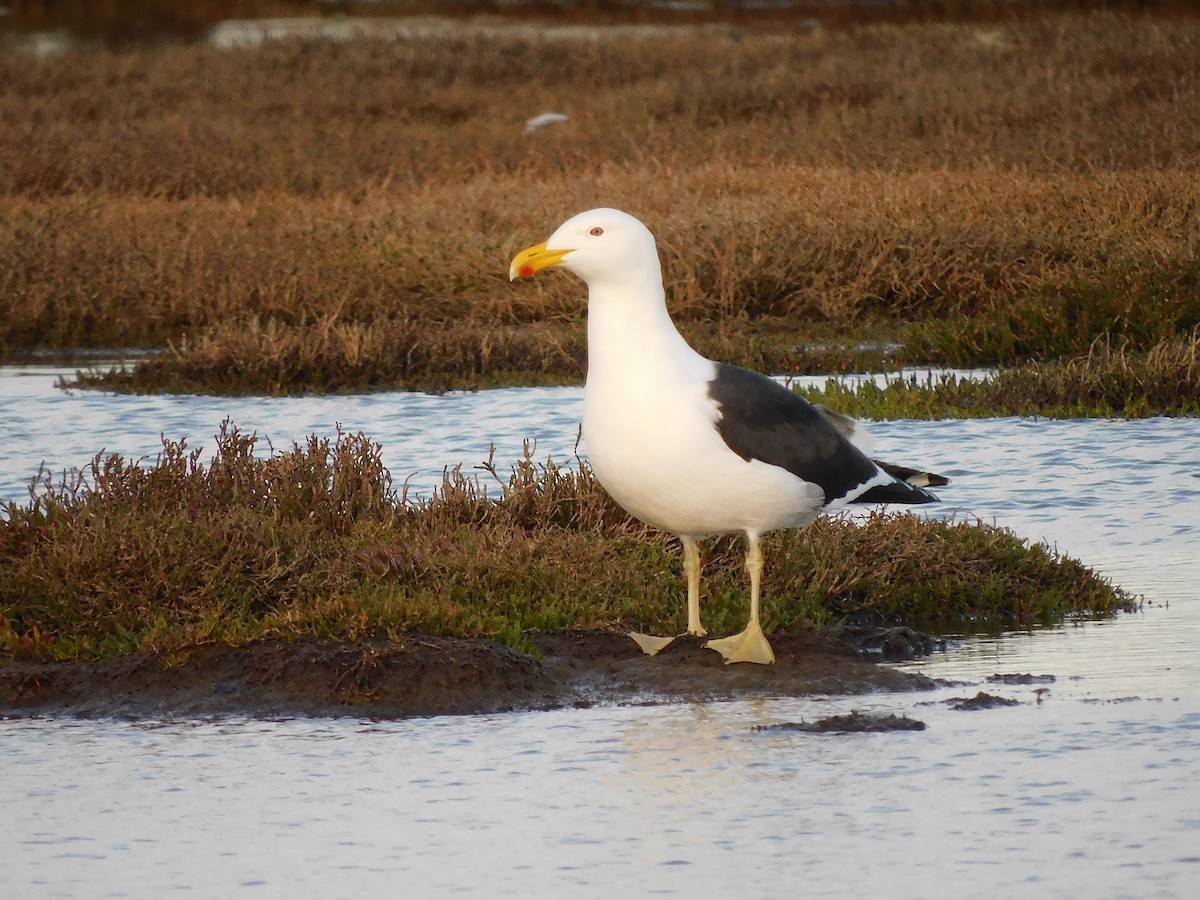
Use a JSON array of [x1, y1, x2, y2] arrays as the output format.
[[854, 460, 949, 505]]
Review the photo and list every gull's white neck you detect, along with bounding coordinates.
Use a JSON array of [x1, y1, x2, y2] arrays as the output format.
[[583, 266, 707, 382]]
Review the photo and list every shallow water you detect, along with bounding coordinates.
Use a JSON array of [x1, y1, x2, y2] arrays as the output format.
[[2, 365, 1199, 895], [3, 696, 1198, 897]]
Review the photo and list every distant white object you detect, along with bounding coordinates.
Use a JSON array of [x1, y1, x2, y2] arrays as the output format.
[[523, 113, 569, 136]]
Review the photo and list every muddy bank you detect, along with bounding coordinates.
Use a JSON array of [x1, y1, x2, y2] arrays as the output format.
[[0, 628, 934, 720]]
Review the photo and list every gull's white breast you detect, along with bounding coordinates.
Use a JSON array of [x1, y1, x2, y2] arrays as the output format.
[[582, 349, 824, 539]]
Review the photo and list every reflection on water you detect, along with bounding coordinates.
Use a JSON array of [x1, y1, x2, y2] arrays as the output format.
[[3, 695, 1199, 896], [2, 363, 1199, 894]]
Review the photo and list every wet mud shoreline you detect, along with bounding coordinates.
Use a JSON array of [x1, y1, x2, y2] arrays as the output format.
[[0, 629, 935, 720]]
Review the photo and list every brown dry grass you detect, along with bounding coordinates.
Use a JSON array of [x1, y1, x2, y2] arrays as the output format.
[[6, 170, 1198, 349], [5, 13, 1199, 197], [2, 11, 1199, 388]]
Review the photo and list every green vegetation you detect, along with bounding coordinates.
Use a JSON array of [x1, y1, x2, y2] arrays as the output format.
[[0, 424, 1133, 664], [905, 262, 1200, 367], [799, 332, 1200, 419]]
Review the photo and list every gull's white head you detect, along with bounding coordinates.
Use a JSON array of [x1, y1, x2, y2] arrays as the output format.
[[508, 208, 661, 289]]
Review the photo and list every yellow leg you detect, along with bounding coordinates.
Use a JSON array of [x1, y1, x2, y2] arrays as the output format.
[[704, 534, 776, 665], [683, 536, 707, 637], [630, 535, 706, 656]]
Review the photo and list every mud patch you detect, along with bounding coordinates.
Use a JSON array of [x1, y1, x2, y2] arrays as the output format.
[[837, 624, 946, 660], [987, 673, 1056, 685], [947, 691, 1021, 711], [753, 711, 927, 733], [0, 628, 935, 720]]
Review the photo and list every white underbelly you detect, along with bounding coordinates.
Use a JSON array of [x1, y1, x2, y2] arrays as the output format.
[[582, 372, 824, 538]]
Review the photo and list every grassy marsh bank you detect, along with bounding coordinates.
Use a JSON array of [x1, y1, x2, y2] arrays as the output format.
[[0, 425, 1133, 666], [799, 332, 1200, 419], [3, 12, 1199, 396]]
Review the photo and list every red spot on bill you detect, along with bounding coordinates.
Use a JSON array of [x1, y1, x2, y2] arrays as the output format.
[[518, 264, 536, 278]]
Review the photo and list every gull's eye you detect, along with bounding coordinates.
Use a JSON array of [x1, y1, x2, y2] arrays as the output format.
[[589, 227, 604, 236]]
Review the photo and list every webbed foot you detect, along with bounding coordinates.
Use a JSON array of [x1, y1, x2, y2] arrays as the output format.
[[704, 619, 775, 665], [629, 632, 677, 656]]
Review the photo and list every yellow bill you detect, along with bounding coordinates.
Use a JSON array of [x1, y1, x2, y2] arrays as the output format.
[[508, 241, 573, 281]]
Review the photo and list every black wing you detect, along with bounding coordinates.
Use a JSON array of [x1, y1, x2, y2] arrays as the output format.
[[707, 363, 941, 506]]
